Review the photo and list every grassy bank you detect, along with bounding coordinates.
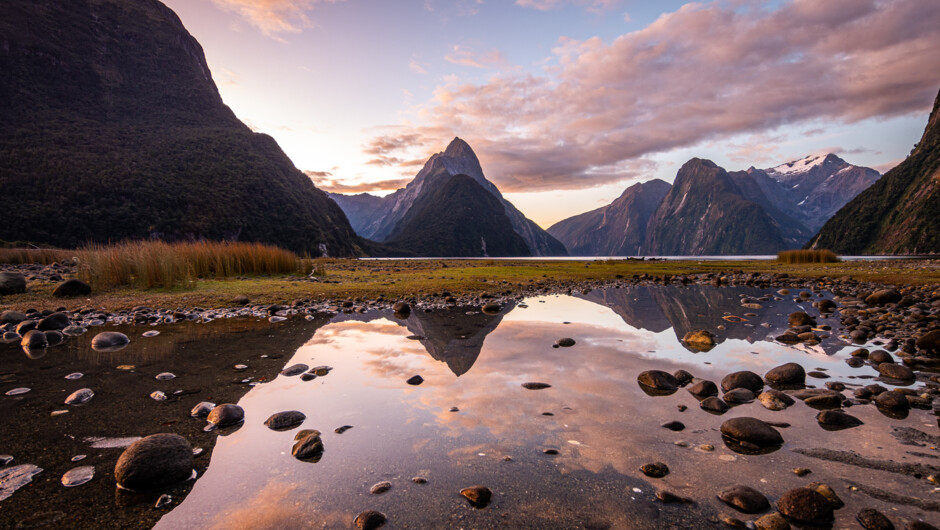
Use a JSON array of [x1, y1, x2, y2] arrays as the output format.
[[1, 257, 938, 312]]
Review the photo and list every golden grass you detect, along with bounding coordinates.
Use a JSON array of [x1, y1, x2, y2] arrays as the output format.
[[776, 249, 840, 264], [0, 247, 75, 265], [76, 241, 311, 290]]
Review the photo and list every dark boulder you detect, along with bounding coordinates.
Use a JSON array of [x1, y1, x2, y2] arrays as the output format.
[[264, 411, 306, 431], [723, 388, 756, 404], [292, 430, 324, 460], [866, 289, 901, 306], [788, 312, 815, 327], [207, 404, 244, 427], [764, 363, 805, 386], [720, 417, 783, 447], [869, 350, 894, 364], [875, 391, 910, 412], [0, 272, 26, 295], [20, 329, 48, 349], [816, 410, 863, 429], [52, 279, 91, 298], [717, 485, 770, 514], [114, 434, 193, 492], [700, 396, 730, 414], [721, 371, 764, 393], [877, 363, 914, 381], [0, 311, 27, 325], [915, 330, 940, 352], [688, 380, 718, 397], [637, 370, 678, 392], [37, 312, 70, 331], [777, 488, 834, 525]]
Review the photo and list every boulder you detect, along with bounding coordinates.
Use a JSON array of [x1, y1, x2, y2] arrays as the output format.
[[20, 329, 48, 349], [877, 363, 914, 381], [717, 485, 771, 514], [764, 363, 805, 386], [723, 388, 756, 404], [869, 350, 895, 364], [865, 289, 901, 306], [682, 330, 716, 351], [720, 417, 783, 447], [816, 410, 863, 429], [721, 371, 764, 393], [52, 279, 92, 298], [637, 370, 678, 391], [700, 396, 730, 414], [114, 434, 193, 491], [777, 488, 834, 525], [758, 390, 794, 411], [688, 380, 718, 397], [90, 332, 129, 350], [875, 391, 909, 412], [788, 312, 815, 327], [37, 312, 70, 331], [207, 404, 244, 427], [0, 272, 26, 295]]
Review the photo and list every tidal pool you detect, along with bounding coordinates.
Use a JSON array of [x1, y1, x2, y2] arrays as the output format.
[[1, 285, 937, 529]]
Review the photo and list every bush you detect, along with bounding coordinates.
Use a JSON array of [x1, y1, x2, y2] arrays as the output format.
[[777, 249, 840, 264]]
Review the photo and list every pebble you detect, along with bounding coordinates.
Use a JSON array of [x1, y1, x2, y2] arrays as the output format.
[[370, 481, 391, 494], [5, 388, 30, 396], [334, 425, 353, 434], [142, 330, 160, 337], [459, 485, 492, 507], [406, 375, 424, 385], [155, 372, 176, 381], [155, 494, 172, 509], [412, 477, 428, 484], [640, 462, 669, 478], [61, 466, 94, 487], [354, 510, 387, 530], [856, 508, 894, 530], [150, 391, 167, 401], [522, 382, 551, 389], [64, 388, 94, 405]]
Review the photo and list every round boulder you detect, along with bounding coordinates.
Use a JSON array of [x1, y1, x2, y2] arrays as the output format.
[[682, 330, 716, 351], [91, 332, 129, 351], [764, 363, 805, 387], [114, 433, 193, 492], [721, 371, 764, 393], [865, 289, 901, 306], [877, 363, 914, 381], [788, 312, 815, 327], [637, 370, 678, 392], [37, 312, 70, 331], [720, 417, 783, 447], [52, 279, 92, 298], [717, 485, 770, 514], [0, 272, 26, 295], [207, 404, 244, 427], [915, 329, 940, 352], [777, 487, 834, 525], [264, 410, 306, 431]]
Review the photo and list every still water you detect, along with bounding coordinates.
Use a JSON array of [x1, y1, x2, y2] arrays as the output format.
[[1, 286, 937, 528]]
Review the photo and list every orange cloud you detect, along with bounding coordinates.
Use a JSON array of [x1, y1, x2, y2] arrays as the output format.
[[210, 0, 344, 37]]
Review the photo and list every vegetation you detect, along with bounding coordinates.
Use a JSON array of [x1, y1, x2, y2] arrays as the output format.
[[776, 249, 840, 264], [74, 241, 310, 290], [0, 247, 74, 265]]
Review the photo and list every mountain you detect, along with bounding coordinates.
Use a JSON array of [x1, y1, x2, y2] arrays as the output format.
[[0, 0, 362, 256], [747, 154, 880, 232], [808, 89, 940, 254], [385, 174, 531, 257], [643, 159, 791, 255], [330, 138, 567, 257], [547, 180, 671, 256]]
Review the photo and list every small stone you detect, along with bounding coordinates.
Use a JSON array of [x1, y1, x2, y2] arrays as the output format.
[[5, 388, 30, 396], [150, 391, 167, 401], [142, 330, 160, 338], [688, 380, 719, 397], [279, 364, 308, 377], [816, 410, 863, 429], [61, 466, 94, 487], [522, 382, 551, 389], [555, 337, 576, 347], [155, 494, 172, 509], [412, 477, 427, 484], [291, 431, 324, 460], [764, 363, 806, 386], [777, 488, 834, 525], [700, 396, 730, 414], [661, 421, 685, 431], [64, 373, 83, 380], [334, 425, 353, 434], [64, 388, 94, 405], [721, 371, 764, 393], [856, 508, 894, 530], [207, 404, 244, 427], [264, 410, 306, 431], [190, 402, 215, 418], [754, 512, 790, 530], [406, 375, 424, 385], [720, 417, 783, 448], [155, 372, 175, 381], [717, 485, 770, 514], [370, 481, 391, 494], [792, 468, 811, 477], [806, 482, 843, 508], [655, 490, 692, 503]]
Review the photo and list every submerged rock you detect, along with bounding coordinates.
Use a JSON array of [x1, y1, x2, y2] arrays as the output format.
[[291, 430, 324, 461], [91, 332, 129, 351], [114, 434, 193, 492], [264, 410, 306, 431], [637, 370, 678, 392]]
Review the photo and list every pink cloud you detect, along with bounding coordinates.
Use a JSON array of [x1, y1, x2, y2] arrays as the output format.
[[516, 0, 620, 14], [367, 0, 940, 192], [210, 0, 344, 37], [444, 45, 511, 70]]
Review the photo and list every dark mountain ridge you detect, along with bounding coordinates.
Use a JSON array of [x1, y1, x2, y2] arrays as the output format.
[[0, 0, 362, 256]]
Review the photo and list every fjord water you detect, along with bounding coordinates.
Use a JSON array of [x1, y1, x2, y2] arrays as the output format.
[[1, 287, 936, 528]]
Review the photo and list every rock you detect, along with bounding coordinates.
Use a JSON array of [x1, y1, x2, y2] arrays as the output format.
[[870, 350, 894, 364], [482, 302, 501, 314], [114, 434, 193, 491], [61, 466, 94, 487], [816, 410, 863, 429], [639, 462, 669, 478], [233, 295, 250, 306], [21, 329, 48, 349], [856, 508, 894, 530], [875, 391, 910, 412], [190, 402, 215, 418], [655, 490, 692, 503], [392, 302, 410, 315], [776, 488, 834, 525], [155, 372, 175, 381], [916, 330, 940, 352], [370, 481, 392, 494], [661, 421, 685, 431], [264, 410, 306, 431], [907, 522, 939, 530], [207, 404, 244, 426], [412, 477, 427, 484], [406, 375, 424, 385], [803, 394, 843, 409], [15, 320, 37, 335], [817, 299, 837, 313], [721, 371, 764, 393], [688, 379, 719, 397], [700, 396, 730, 414], [673, 370, 694, 386], [64, 388, 94, 405], [279, 364, 308, 377], [877, 363, 915, 381], [717, 485, 770, 514], [754, 512, 790, 530], [637, 370, 678, 391], [62, 325, 86, 336], [758, 390, 794, 411], [720, 417, 783, 448], [0, 311, 27, 325], [723, 388, 755, 404], [354, 510, 387, 530], [334, 425, 353, 434], [792, 468, 811, 477], [788, 312, 815, 327], [764, 363, 805, 387], [91, 331, 129, 351], [806, 482, 844, 508], [555, 337, 576, 347], [0, 272, 26, 295], [291, 431, 324, 460], [866, 289, 902, 306], [460, 485, 492, 507], [682, 330, 715, 350], [52, 279, 91, 298]]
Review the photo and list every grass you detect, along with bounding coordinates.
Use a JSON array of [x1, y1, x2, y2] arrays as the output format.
[[75, 241, 311, 290], [777, 249, 840, 264], [0, 247, 75, 265], [1, 257, 937, 312]]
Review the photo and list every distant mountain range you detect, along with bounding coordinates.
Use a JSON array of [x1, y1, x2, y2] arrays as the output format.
[[549, 153, 880, 256], [0, 0, 363, 256], [809, 88, 940, 254], [330, 138, 567, 257]]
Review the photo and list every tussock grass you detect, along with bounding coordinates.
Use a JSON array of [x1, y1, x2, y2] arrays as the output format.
[[0, 248, 75, 265], [77, 241, 310, 290], [777, 249, 840, 264]]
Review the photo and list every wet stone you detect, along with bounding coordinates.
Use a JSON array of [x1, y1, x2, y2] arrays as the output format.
[[661, 421, 685, 431], [776, 488, 834, 525], [207, 404, 244, 427], [370, 481, 391, 494], [764, 363, 805, 386], [640, 462, 669, 478], [806, 482, 843, 508], [689, 380, 719, 397], [816, 410, 863, 429], [655, 490, 692, 504], [142, 330, 160, 338], [700, 396, 729, 414], [406, 375, 424, 385], [412, 477, 427, 484], [90, 332, 129, 351], [856, 508, 894, 530], [61, 466, 94, 487], [723, 388, 755, 404], [334, 425, 353, 434], [459, 485, 492, 507], [150, 391, 167, 401], [721, 371, 764, 393], [5, 388, 30, 396], [155, 494, 173, 509], [155, 372, 176, 381], [522, 382, 551, 390], [64, 388, 94, 405], [555, 337, 576, 347], [717, 485, 770, 514], [758, 390, 794, 411], [354, 510, 387, 530], [279, 364, 308, 377], [114, 434, 193, 492], [292, 431, 324, 461], [64, 372, 83, 380], [720, 417, 783, 448], [637, 370, 677, 392], [190, 402, 215, 418], [0, 464, 42, 502], [754, 512, 790, 530], [264, 410, 306, 431]]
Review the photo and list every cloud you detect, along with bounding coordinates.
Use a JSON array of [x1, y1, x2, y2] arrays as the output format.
[[409, 58, 429, 75], [210, 0, 344, 37], [367, 0, 940, 192], [305, 170, 411, 193], [444, 45, 511, 70], [516, 0, 620, 13], [873, 158, 903, 174]]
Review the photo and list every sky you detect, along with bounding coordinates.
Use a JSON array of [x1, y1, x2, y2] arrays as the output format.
[[161, 0, 940, 228]]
